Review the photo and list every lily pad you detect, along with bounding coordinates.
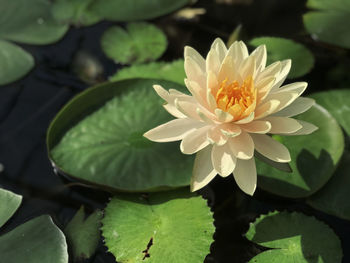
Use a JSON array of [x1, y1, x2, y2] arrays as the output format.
[[249, 37, 314, 78], [109, 60, 185, 85], [0, 0, 68, 45], [52, 0, 101, 26], [65, 206, 102, 260], [101, 23, 167, 64], [245, 211, 342, 263], [0, 215, 69, 263], [303, 0, 350, 49], [47, 79, 194, 192], [0, 188, 22, 228], [0, 40, 34, 86], [307, 151, 350, 220], [310, 89, 350, 136], [101, 189, 214, 263], [88, 0, 190, 21], [257, 104, 344, 198]]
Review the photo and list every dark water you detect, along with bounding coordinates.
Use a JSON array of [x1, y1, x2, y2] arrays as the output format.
[[0, 0, 349, 262]]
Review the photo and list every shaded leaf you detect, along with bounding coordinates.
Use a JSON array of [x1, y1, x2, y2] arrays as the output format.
[[101, 23, 167, 64], [257, 104, 344, 198], [246, 211, 342, 263], [109, 60, 185, 85], [65, 206, 103, 261], [101, 189, 214, 263], [0, 188, 22, 228]]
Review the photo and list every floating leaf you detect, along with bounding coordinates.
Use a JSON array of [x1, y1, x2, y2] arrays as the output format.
[[64, 206, 102, 260], [310, 89, 350, 136], [47, 79, 194, 192], [307, 151, 350, 220], [101, 189, 214, 263], [0, 188, 22, 228], [245, 211, 343, 263], [303, 0, 350, 49], [101, 23, 167, 64], [249, 37, 314, 78], [52, 0, 101, 26], [257, 104, 344, 198], [0, 40, 34, 86], [109, 60, 185, 85], [0, 0, 68, 45], [0, 215, 69, 263], [88, 0, 190, 21]]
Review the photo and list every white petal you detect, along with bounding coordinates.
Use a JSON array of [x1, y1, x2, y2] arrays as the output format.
[[240, 120, 271, 134], [270, 59, 291, 92], [191, 146, 217, 192], [218, 55, 236, 84], [153, 84, 170, 101], [250, 44, 267, 72], [255, 61, 281, 83], [239, 56, 256, 80], [276, 81, 307, 95], [180, 125, 211, 154], [272, 97, 315, 117], [219, 123, 242, 137], [185, 79, 206, 106], [259, 92, 300, 117], [263, 116, 302, 134], [285, 120, 318, 135], [235, 112, 255, 124], [185, 56, 206, 86], [207, 126, 228, 145], [256, 76, 276, 102], [211, 143, 237, 177], [211, 38, 227, 63], [250, 134, 291, 162], [228, 41, 248, 67], [163, 104, 186, 118], [207, 70, 219, 97], [215, 109, 234, 122], [175, 98, 201, 120], [233, 158, 257, 196], [144, 118, 204, 142], [254, 99, 281, 119], [184, 46, 206, 72], [207, 87, 217, 111], [227, 131, 254, 159], [206, 48, 221, 75]]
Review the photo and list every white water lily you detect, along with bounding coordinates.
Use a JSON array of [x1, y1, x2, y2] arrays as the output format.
[[144, 38, 317, 195]]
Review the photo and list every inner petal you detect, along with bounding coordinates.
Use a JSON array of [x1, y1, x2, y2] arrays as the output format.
[[212, 76, 257, 121]]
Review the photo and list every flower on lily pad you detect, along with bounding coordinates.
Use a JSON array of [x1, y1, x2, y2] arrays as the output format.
[[144, 38, 317, 195]]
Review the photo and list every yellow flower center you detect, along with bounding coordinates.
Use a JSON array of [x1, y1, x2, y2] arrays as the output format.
[[213, 76, 257, 120]]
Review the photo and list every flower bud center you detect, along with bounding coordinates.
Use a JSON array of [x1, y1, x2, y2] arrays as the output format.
[[214, 76, 257, 120]]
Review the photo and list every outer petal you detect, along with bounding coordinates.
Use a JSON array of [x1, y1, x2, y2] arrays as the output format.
[[270, 59, 292, 92], [250, 134, 291, 162], [284, 120, 318, 135], [250, 44, 267, 72], [239, 56, 256, 80], [207, 126, 228, 145], [254, 99, 281, 119], [211, 38, 227, 63], [144, 118, 204, 142], [184, 46, 206, 72], [180, 125, 211, 154], [211, 143, 237, 177], [227, 131, 254, 159], [240, 120, 271, 134], [263, 116, 303, 134], [206, 48, 221, 76], [191, 146, 217, 192], [233, 158, 257, 196], [272, 97, 315, 117], [184, 56, 206, 87], [255, 61, 281, 84], [163, 104, 186, 118]]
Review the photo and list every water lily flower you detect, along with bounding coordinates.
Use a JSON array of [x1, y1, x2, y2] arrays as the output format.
[[144, 38, 317, 195]]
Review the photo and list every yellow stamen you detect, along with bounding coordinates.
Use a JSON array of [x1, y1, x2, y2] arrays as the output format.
[[213, 76, 257, 120]]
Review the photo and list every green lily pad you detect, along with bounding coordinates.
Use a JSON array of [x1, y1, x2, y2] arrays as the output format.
[[52, 0, 101, 26], [303, 0, 350, 49], [310, 89, 350, 136], [0, 0, 68, 45], [101, 23, 167, 65], [0, 188, 22, 228], [0, 215, 68, 263], [249, 37, 315, 78], [101, 189, 214, 263], [109, 60, 185, 85], [47, 79, 194, 192], [257, 104, 344, 198], [65, 206, 102, 260], [88, 0, 190, 21], [307, 151, 350, 220], [0, 40, 34, 86], [245, 211, 342, 263]]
